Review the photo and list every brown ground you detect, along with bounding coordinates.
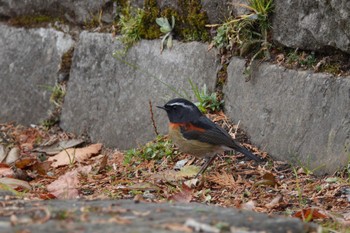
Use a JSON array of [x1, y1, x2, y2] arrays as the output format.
[[0, 113, 349, 232]]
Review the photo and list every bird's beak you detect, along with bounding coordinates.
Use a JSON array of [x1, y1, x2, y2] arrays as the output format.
[[157, 105, 166, 110]]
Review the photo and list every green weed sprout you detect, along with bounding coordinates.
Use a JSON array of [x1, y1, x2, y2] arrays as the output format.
[[156, 16, 175, 52]]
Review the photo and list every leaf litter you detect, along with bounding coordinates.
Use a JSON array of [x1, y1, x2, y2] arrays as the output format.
[[0, 120, 350, 231]]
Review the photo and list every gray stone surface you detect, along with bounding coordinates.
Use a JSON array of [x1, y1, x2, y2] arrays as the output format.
[[224, 57, 350, 175], [0, 199, 318, 233], [0, 0, 115, 24], [0, 24, 74, 125], [273, 0, 350, 54], [60, 33, 219, 149]]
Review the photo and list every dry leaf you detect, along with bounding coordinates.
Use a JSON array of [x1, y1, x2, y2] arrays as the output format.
[[126, 182, 160, 191], [5, 147, 20, 164], [0, 145, 7, 162], [47, 165, 92, 199], [31, 161, 52, 175], [39, 193, 56, 200], [15, 157, 37, 169], [34, 139, 84, 155], [241, 200, 256, 211], [265, 195, 282, 209], [254, 172, 278, 187], [293, 208, 328, 221], [152, 165, 200, 181], [97, 155, 108, 173], [0, 177, 32, 191], [0, 163, 14, 177], [48, 143, 102, 167], [169, 183, 193, 203]]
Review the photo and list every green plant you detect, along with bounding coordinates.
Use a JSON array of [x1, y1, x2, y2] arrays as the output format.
[[286, 50, 317, 69], [299, 52, 316, 67], [124, 135, 175, 164], [41, 118, 59, 129], [208, 0, 273, 74], [292, 167, 307, 208], [49, 84, 66, 107], [156, 16, 175, 52], [189, 80, 223, 113], [117, 6, 145, 53]]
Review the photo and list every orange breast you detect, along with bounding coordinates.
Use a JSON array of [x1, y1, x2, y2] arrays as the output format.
[[168, 123, 221, 158]]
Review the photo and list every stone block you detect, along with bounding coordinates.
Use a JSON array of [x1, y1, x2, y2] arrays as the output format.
[[0, 24, 74, 125], [0, 0, 115, 24], [273, 0, 350, 54], [224, 57, 350, 174], [60, 32, 219, 149]]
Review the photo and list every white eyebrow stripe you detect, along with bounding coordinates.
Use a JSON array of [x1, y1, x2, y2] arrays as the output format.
[[167, 102, 193, 109]]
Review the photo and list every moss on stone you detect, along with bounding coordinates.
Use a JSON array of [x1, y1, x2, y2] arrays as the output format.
[[176, 0, 210, 41], [321, 63, 342, 75], [139, 0, 161, 39], [116, 0, 210, 42]]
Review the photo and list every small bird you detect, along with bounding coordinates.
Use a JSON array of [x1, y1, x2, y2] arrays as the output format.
[[157, 98, 261, 177]]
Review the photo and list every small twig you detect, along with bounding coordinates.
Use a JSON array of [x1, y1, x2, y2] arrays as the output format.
[[232, 120, 241, 139], [149, 100, 159, 136]]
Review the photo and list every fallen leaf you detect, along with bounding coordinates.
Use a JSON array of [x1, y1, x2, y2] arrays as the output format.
[[126, 182, 160, 191], [15, 157, 38, 169], [31, 161, 52, 175], [241, 200, 256, 211], [0, 177, 32, 191], [177, 165, 200, 178], [48, 143, 102, 167], [5, 147, 20, 164], [293, 208, 328, 221], [0, 163, 14, 177], [152, 165, 200, 181], [325, 177, 338, 183], [47, 165, 92, 199], [254, 172, 278, 187], [0, 145, 8, 162], [174, 159, 188, 170], [39, 193, 56, 200], [169, 183, 193, 203], [343, 212, 350, 221], [184, 178, 199, 188], [34, 139, 84, 155], [265, 195, 282, 209], [97, 155, 108, 173]]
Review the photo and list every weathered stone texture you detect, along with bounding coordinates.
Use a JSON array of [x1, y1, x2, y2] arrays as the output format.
[[224, 57, 350, 174], [1, 200, 317, 233], [60, 33, 219, 149], [273, 0, 350, 54], [0, 0, 115, 24], [0, 24, 74, 125]]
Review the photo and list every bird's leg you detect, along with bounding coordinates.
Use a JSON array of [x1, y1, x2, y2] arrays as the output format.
[[195, 154, 218, 178]]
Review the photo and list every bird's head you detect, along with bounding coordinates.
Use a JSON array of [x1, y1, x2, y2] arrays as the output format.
[[157, 98, 203, 123]]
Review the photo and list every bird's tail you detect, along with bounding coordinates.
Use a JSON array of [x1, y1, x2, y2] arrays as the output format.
[[235, 145, 262, 162]]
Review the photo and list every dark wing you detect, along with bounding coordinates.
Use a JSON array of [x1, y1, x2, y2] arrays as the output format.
[[181, 116, 262, 162]]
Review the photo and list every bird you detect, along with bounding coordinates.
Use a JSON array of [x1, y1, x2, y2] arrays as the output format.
[[157, 98, 262, 177]]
